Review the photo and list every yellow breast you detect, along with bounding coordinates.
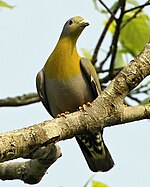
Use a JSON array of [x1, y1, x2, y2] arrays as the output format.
[[44, 37, 81, 80]]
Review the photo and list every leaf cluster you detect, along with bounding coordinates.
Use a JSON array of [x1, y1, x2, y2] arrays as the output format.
[[82, 0, 150, 105]]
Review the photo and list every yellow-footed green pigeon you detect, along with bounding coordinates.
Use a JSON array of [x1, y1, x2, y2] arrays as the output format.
[[36, 16, 114, 172]]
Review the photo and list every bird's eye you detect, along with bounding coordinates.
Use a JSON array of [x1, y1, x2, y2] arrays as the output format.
[[68, 19, 73, 25]]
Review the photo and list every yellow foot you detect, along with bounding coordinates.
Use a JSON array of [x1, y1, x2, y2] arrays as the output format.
[[79, 102, 92, 111], [57, 111, 70, 118], [86, 102, 92, 107]]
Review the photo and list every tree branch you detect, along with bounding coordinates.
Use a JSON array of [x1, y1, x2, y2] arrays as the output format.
[[0, 41, 150, 183], [0, 93, 40, 107], [0, 144, 61, 184], [117, 104, 150, 125], [106, 42, 150, 98]]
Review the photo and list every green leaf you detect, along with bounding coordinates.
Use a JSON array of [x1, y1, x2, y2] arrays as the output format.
[[114, 50, 126, 69], [141, 97, 150, 104], [126, 0, 139, 6], [92, 180, 109, 187], [120, 12, 150, 56], [81, 48, 92, 61], [103, 19, 116, 33], [0, 0, 14, 9], [106, 11, 150, 56]]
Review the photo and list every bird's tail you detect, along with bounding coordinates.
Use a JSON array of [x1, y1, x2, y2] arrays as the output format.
[[76, 132, 114, 172]]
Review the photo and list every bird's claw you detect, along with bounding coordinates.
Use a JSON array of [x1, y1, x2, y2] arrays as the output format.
[[57, 111, 70, 118], [79, 102, 92, 111]]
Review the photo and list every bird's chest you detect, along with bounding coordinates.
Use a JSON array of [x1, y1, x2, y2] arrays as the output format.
[[45, 73, 94, 117], [44, 45, 81, 80]]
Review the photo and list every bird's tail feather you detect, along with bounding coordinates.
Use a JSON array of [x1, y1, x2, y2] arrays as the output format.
[[76, 132, 114, 172]]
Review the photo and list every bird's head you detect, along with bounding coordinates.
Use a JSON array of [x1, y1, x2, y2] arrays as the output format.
[[61, 16, 89, 40]]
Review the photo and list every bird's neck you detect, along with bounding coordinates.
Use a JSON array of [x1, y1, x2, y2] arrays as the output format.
[[44, 36, 81, 80]]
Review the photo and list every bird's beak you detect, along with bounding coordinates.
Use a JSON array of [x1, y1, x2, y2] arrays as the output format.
[[79, 19, 90, 28]]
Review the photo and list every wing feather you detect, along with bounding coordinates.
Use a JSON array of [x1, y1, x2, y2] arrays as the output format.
[[36, 69, 53, 117], [80, 57, 101, 97]]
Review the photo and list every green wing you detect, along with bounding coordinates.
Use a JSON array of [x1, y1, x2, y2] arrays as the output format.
[[80, 57, 101, 97]]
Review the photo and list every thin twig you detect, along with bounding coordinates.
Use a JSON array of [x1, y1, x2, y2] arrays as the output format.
[[91, 1, 121, 64], [96, 46, 113, 73], [124, 0, 150, 14], [109, 0, 126, 78], [97, 66, 123, 85], [100, 67, 123, 73], [98, 0, 117, 20], [100, 68, 121, 84]]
